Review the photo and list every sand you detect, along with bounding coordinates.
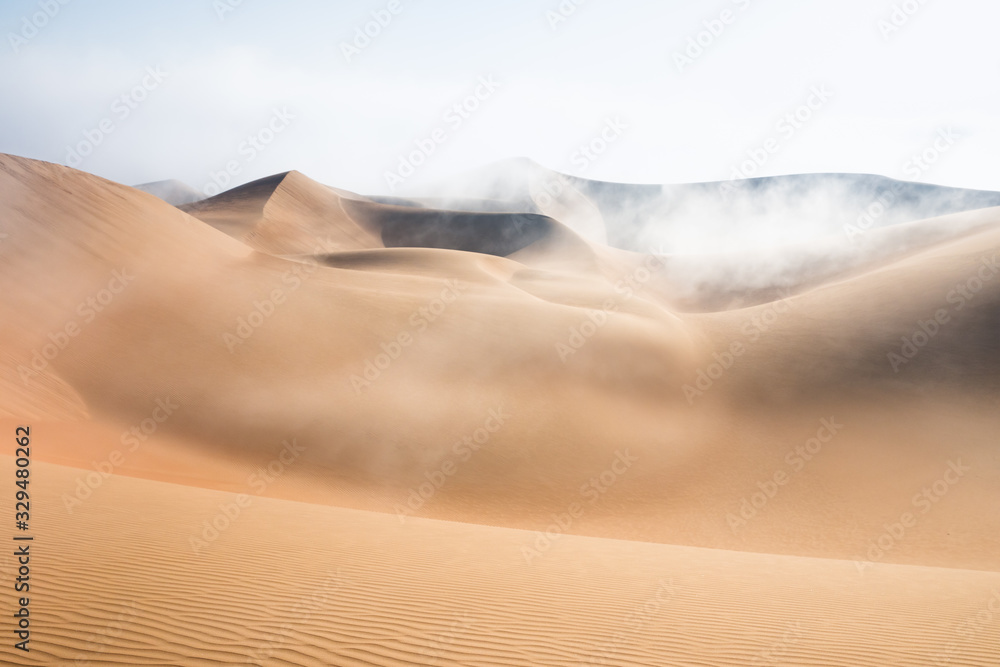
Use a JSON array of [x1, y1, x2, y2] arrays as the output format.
[[3, 458, 1000, 666], [1, 152, 998, 664]]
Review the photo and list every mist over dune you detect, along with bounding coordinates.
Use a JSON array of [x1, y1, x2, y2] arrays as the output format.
[[420, 158, 1000, 249], [2, 152, 999, 665], [134, 179, 206, 206], [387, 159, 1000, 308]]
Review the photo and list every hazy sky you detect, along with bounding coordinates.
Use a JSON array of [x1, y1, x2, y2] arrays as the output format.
[[1, 0, 998, 195]]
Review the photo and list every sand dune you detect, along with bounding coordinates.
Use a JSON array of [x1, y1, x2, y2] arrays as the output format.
[[425, 158, 1000, 251], [2, 151, 999, 663], [179, 171, 382, 254], [409, 160, 1000, 309], [181, 171, 569, 260], [2, 458, 998, 666]]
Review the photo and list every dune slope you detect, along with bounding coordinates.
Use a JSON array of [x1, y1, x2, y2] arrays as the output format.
[[2, 458, 998, 667]]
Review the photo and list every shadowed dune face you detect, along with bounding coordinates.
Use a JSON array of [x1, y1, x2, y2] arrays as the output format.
[[358, 204, 552, 257], [2, 152, 1000, 576], [179, 171, 382, 254], [699, 231, 1000, 401], [179, 170, 289, 234], [180, 171, 556, 260]]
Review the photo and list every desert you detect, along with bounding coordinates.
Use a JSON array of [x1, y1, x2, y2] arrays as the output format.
[[2, 1, 999, 664]]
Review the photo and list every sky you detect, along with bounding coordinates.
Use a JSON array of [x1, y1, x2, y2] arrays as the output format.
[[1, 0, 998, 196]]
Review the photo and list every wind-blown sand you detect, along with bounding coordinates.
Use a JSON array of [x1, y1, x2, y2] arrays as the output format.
[[1, 153, 998, 664]]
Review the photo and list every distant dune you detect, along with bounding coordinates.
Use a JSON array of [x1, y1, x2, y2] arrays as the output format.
[[423, 158, 1000, 251], [1, 152, 998, 664], [133, 178, 205, 206]]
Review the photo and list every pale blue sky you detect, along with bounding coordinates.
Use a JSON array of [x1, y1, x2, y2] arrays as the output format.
[[1, 0, 998, 195]]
